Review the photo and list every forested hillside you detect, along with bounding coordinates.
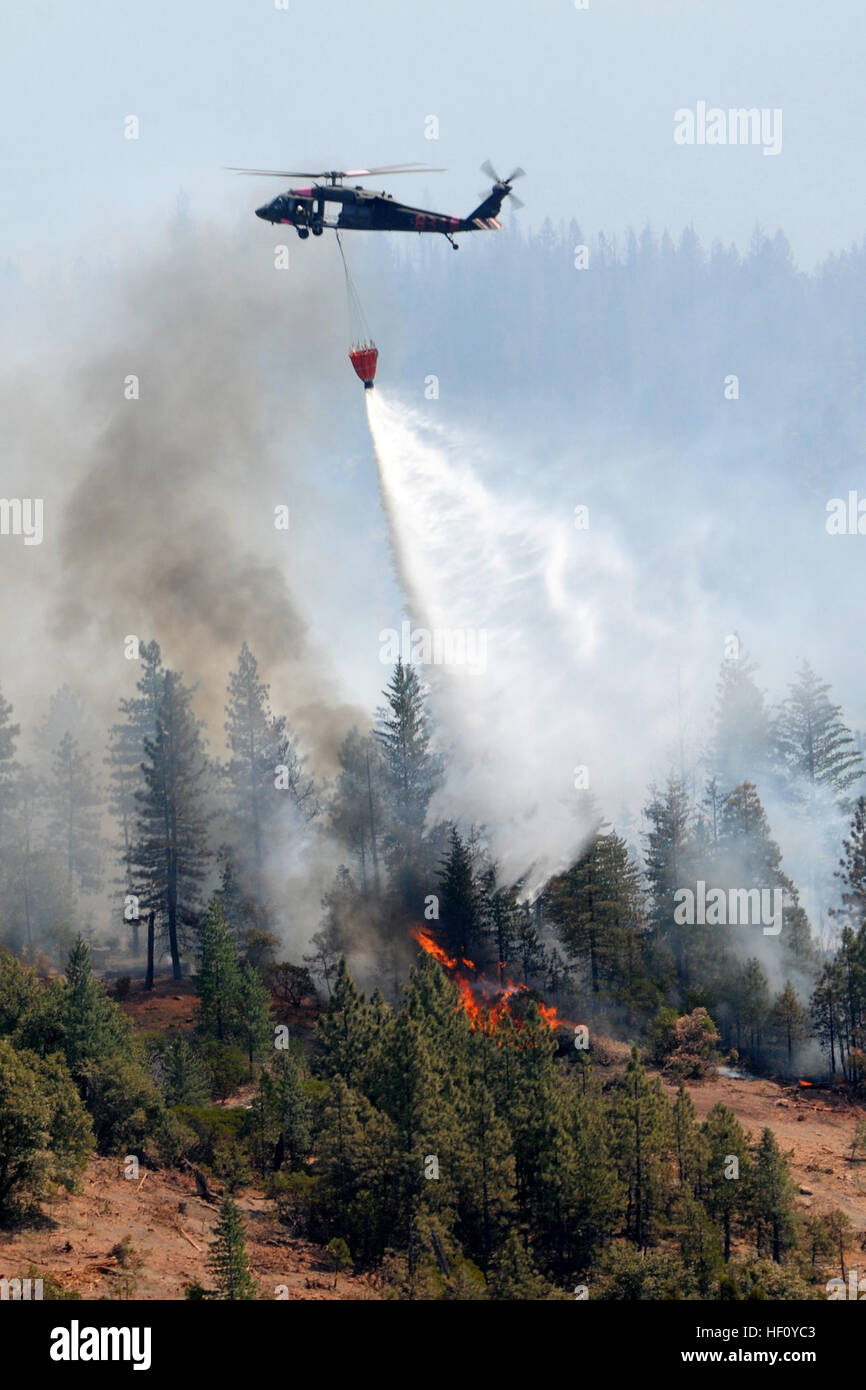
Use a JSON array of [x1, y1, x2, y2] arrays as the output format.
[[2, 628, 866, 1298]]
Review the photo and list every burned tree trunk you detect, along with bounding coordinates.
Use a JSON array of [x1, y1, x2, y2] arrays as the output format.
[[145, 910, 155, 991]]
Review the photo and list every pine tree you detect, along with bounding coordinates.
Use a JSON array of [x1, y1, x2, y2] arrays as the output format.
[[748, 1127, 797, 1263], [304, 867, 367, 1000], [329, 727, 384, 896], [0, 683, 20, 850], [700, 776, 724, 851], [729, 957, 772, 1061], [701, 1102, 750, 1261], [477, 867, 519, 986], [162, 1036, 211, 1106], [62, 935, 131, 1078], [379, 1011, 449, 1244], [37, 686, 96, 761], [437, 826, 484, 963], [548, 827, 645, 1006], [46, 733, 102, 896], [834, 796, 866, 929], [675, 1194, 723, 1295], [717, 781, 784, 883], [270, 1047, 311, 1170], [224, 643, 273, 881], [2, 751, 43, 952], [236, 962, 273, 1075], [207, 1195, 257, 1299], [769, 981, 810, 1066], [711, 649, 773, 792], [671, 1083, 703, 1191], [801, 1211, 836, 1280], [610, 1047, 672, 1250], [811, 960, 846, 1076], [512, 899, 546, 984], [824, 925, 866, 1086], [196, 897, 242, 1043], [716, 783, 813, 975], [315, 1077, 395, 1267], [105, 641, 164, 952], [134, 669, 211, 979], [567, 1073, 624, 1268], [223, 644, 315, 895], [774, 661, 862, 799], [453, 1030, 515, 1274], [644, 776, 695, 985], [212, 852, 249, 946], [404, 954, 471, 1079], [316, 958, 374, 1090], [507, 1005, 580, 1277], [822, 1208, 853, 1283], [247, 1072, 278, 1178], [375, 660, 440, 901], [487, 1233, 558, 1300], [378, 1011, 461, 1273]]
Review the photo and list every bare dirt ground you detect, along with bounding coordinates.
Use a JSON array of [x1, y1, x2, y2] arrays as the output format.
[[116, 974, 319, 1043], [662, 1071, 866, 1232], [0, 977, 355, 1300], [0, 1157, 375, 1301], [117, 976, 198, 1035]]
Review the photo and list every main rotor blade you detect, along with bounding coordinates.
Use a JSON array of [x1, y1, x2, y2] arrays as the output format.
[[226, 168, 326, 178], [226, 164, 446, 178], [359, 163, 446, 175]]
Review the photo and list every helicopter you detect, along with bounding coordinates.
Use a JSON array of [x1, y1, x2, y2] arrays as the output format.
[[228, 160, 525, 248]]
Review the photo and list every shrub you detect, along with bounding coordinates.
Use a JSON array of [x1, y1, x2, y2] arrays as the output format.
[[0, 1039, 93, 1217], [80, 1056, 165, 1156], [199, 1040, 246, 1100], [171, 1106, 245, 1167], [211, 1138, 252, 1193], [110, 1235, 141, 1270], [663, 1008, 721, 1079]]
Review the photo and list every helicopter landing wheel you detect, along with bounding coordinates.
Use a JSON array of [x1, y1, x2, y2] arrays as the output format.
[[311, 220, 324, 236], [297, 227, 310, 239]]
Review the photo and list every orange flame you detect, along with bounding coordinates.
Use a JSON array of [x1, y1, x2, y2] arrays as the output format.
[[410, 925, 571, 1036]]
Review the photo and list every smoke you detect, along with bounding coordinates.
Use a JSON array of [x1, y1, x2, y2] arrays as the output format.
[[0, 220, 379, 952], [0, 220, 365, 767]]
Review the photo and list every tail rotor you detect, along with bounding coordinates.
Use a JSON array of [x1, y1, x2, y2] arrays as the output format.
[[480, 160, 526, 210]]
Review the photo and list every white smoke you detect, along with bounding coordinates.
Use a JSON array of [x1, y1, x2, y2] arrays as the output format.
[[365, 390, 711, 892]]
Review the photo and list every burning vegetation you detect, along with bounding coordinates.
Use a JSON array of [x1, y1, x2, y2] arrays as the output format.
[[410, 925, 570, 1035]]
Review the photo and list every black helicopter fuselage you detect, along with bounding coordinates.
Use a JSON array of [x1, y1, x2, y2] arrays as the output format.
[[255, 182, 505, 241]]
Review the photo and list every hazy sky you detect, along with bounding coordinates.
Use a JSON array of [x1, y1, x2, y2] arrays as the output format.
[[3, 0, 864, 272]]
